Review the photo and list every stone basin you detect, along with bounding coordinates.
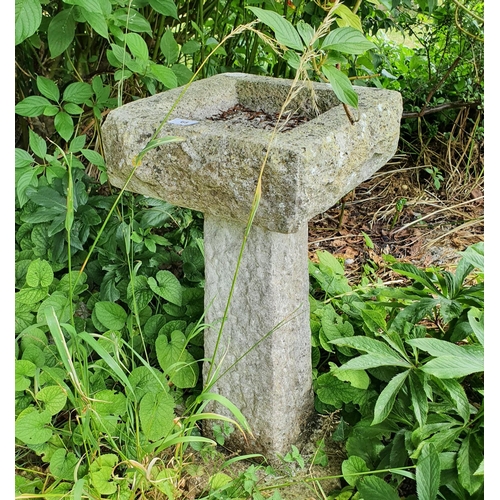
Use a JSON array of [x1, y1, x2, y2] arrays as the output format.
[[102, 72, 402, 460]]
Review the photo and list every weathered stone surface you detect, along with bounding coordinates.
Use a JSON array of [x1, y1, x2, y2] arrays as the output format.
[[102, 73, 402, 233], [203, 215, 313, 457]]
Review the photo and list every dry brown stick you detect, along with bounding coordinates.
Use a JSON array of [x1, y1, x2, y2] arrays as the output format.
[[402, 100, 480, 119]]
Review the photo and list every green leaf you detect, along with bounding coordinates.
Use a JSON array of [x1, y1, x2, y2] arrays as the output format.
[[15, 96, 52, 117], [48, 8, 76, 58], [15, 359, 36, 391], [247, 7, 303, 51], [181, 40, 201, 54], [15, 148, 35, 169], [28, 129, 47, 159], [125, 32, 149, 60], [15, 407, 53, 445], [334, 4, 363, 31], [409, 371, 428, 427], [468, 307, 484, 346], [407, 338, 465, 357], [150, 64, 178, 88], [420, 347, 484, 378], [416, 443, 440, 500], [81, 149, 105, 167], [36, 385, 67, 415], [94, 301, 127, 330], [148, 270, 183, 306], [357, 475, 400, 500], [372, 370, 409, 425], [50, 448, 79, 481], [64, 0, 102, 13], [63, 82, 94, 104], [15, 0, 42, 45], [156, 334, 199, 388], [54, 111, 74, 141], [339, 353, 410, 370], [89, 454, 118, 496], [150, 0, 178, 18], [322, 27, 376, 54], [139, 391, 175, 441], [128, 366, 168, 401], [341, 456, 369, 486], [460, 243, 484, 271], [26, 258, 54, 288], [81, 9, 109, 39], [69, 134, 86, 153], [321, 64, 358, 108], [296, 20, 315, 46], [331, 365, 370, 390], [127, 275, 154, 311], [436, 378, 470, 422], [160, 29, 179, 64], [64, 102, 84, 115], [36, 75, 60, 102]]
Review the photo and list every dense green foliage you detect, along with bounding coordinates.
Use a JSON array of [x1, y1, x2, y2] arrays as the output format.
[[15, 0, 484, 498]]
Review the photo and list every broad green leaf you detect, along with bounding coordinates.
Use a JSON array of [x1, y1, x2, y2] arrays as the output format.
[[48, 8, 76, 58], [93, 389, 127, 416], [321, 64, 358, 108], [36, 75, 60, 102], [150, 64, 178, 89], [331, 336, 407, 360], [128, 366, 168, 401], [156, 334, 199, 388], [172, 63, 194, 86], [89, 454, 118, 496], [341, 456, 369, 486], [113, 8, 152, 35], [64, 102, 84, 115], [460, 243, 484, 271], [94, 301, 127, 330], [63, 0, 101, 13], [15, 0, 42, 45], [63, 82, 93, 104], [16, 286, 49, 305], [357, 475, 400, 500], [44, 104, 59, 116], [416, 443, 440, 500], [28, 129, 47, 159], [15, 96, 52, 117], [127, 275, 154, 311], [54, 111, 74, 141], [334, 4, 363, 31], [81, 149, 105, 167], [247, 7, 303, 51], [296, 20, 315, 46], [456, 433, 483, 494], [15, 359, 36, 391], [15, 148, 35, 169], [339, 353, 410, 370], [150, 0, 178, 18], [69, 134, 86, 153], [322, 27, 376, 54], [181, 40, 201, 54], [160, 29, 179, 64], [331, 365, 370, 390], [26, 258, 54, 288], [37, 292, 72, 324], [15, 407, 53, 445], [139, 391, 175, 441], [50, 448, 79, 481], [36, 385, 67, 415], [81, 9, 109, 39], [420, 347, 484, 379], [408, 337, 479, 357], [148, 270, 183, 306], [125, 32, 149, 60], [372, 370, 409, 425]]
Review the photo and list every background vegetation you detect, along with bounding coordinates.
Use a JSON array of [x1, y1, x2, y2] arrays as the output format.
[[15, 0, 484, 498]]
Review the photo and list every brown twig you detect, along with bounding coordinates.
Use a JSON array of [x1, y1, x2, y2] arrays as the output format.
[[402, 100, 480, 119]]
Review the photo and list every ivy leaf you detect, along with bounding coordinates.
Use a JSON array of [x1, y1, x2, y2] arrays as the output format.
[[48, 8, 76, 58], [148, 270, 183, 306], [321, 64, 358, 108], [15, 407, 53, 445], [139, 391, 176, 441], [15, 0, 42, 45], [416, 443, 440, 500], [247, 7, 303, 51], [322, 27, 376, 54], [94, 301, 127, 331]]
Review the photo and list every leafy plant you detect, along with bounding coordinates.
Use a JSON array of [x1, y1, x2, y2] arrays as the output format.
[[309, 242, 484, 499]]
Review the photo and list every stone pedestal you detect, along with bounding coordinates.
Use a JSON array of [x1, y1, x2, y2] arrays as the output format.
[[101, 72, 402, 459]]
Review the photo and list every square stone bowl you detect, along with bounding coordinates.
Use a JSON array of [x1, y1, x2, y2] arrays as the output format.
[[102, 73, 402, 233]]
